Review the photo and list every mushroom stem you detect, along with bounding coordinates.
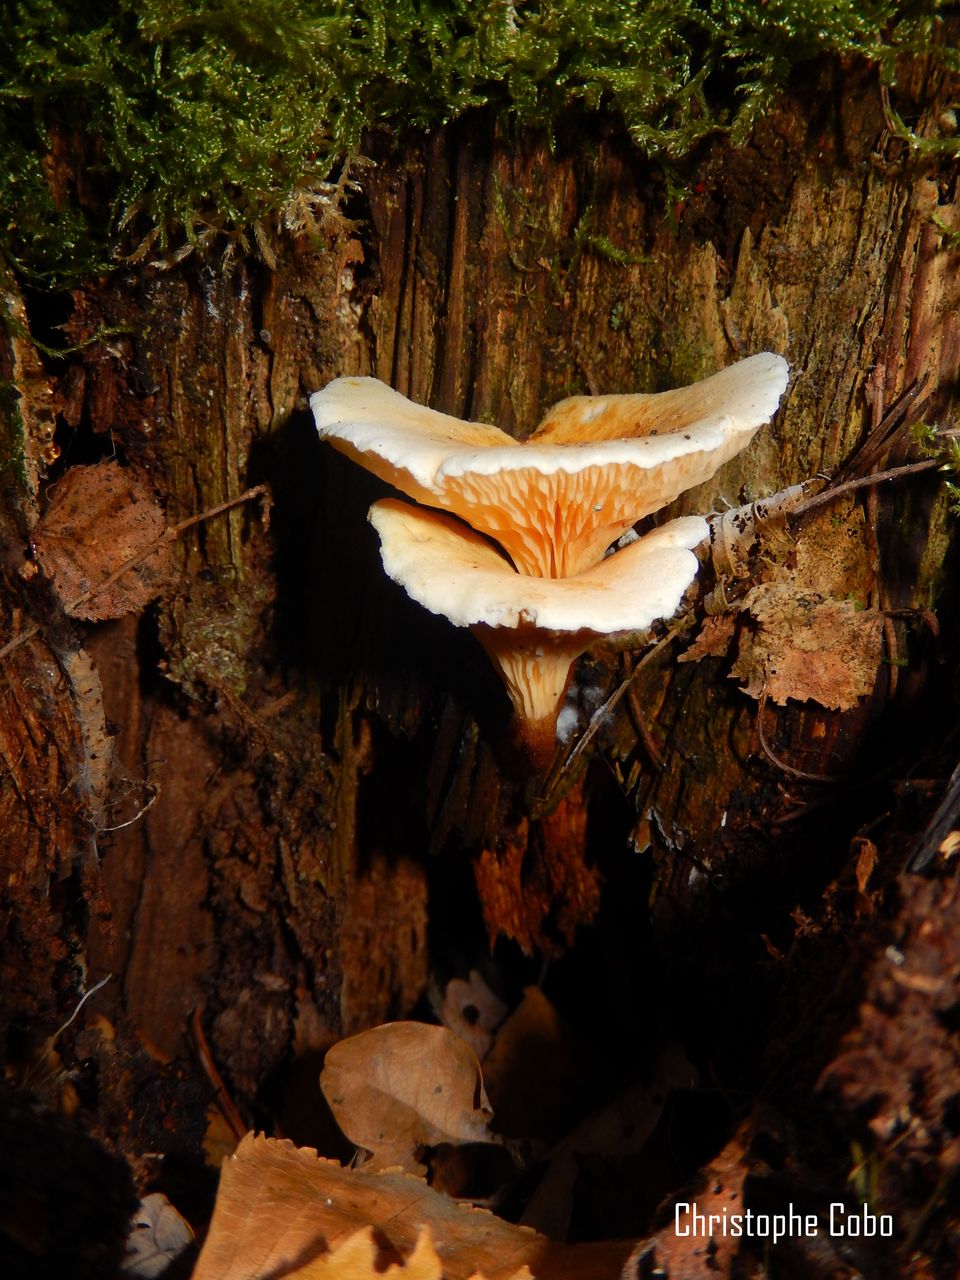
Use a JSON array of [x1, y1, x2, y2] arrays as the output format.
[[366, 498, 709, 772], [474, 626, 588, 771], [517, 715, 562, 774]]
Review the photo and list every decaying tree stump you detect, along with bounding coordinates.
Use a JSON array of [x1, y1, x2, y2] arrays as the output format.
[[2, 50, 960, 1277]]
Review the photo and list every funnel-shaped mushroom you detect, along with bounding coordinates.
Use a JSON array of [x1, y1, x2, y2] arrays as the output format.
[[312, 353, 787, 578], [369, 498, 708, 768], [529, 352, 789, 444]]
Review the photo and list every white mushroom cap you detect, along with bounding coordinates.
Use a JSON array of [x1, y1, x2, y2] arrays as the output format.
[[369, 497, 707, 765], [530, 351, 789, 444], [312, 354, 787, 578]]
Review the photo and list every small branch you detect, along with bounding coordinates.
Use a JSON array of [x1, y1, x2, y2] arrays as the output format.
[[190, 1008, 248, 1143], [0, 622, 39, 664], [568, 631, 679, 766], [832, 374, 930, 483], [540, 625, 687, 806], [0, 484, 270, 665], [100, 783, 161, 833], [64, 483, 270, 620], [788, 458, 940, 519], [167, 484, 270, 539], [756, 695, 841, 784], [625, 684, 666, 772], [26, 972, 113, 1085]]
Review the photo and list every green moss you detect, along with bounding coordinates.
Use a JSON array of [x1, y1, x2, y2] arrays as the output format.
[[0, 281, 28, 489], [164, 570, 274, 700], [932, 211, 960, 249], [1, 0, 955, 282], [579, 233, 651, 266], [917, 486, 957, 605], [0, 380, 27, 488]]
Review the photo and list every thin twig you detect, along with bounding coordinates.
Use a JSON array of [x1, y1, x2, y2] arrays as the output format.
[[50, 973, 114, 1040], [99, 783, 161, 833], [540, 626, 686, 806], [0, 623, 39, 664], [756, 694, 841, 784], [190, 1008, 248, 1143], [625, 684, 666, 772], [788, 458, 940, 519], [832, 375, 929, 483], [166, 485, 270, 539], [570, 631, 679, 765]]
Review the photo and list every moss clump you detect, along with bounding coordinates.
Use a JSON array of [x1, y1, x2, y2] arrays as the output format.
[[1, 0, 955, 282]]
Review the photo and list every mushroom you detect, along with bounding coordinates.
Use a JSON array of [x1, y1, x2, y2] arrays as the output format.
[[311, 353, 787, 578], [368, 497, 708, 767]]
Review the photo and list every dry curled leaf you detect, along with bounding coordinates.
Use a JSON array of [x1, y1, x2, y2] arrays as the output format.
[[521, 1044, 696, 1240], [121, 1192, 194, 1277], [32, 461, 175, 619], [191, 1133, 636, 1280], [627, 1120, 754, 1279], [730, 588, 883, 710], [320, 1022, 497, 1174], [688, 501, 882, 711], [438, 972, 508, 1063], [288, 1224, 529, 1280], [291, 1225, 446, 1279], [481, 987, 593, 1143], [678, 612, 737, 663]]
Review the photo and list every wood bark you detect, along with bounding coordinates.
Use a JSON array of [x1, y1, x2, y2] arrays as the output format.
[[2, 54, 959, 1275]]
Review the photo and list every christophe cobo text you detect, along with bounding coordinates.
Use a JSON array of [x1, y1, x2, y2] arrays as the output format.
[[674, 1202, 893, 1243]]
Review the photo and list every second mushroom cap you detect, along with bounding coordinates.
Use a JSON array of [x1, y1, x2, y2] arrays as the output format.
[[369, 498, 708, 766]]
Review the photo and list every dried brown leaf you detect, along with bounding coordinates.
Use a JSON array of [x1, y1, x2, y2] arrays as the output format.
[[853, 836, 880, 919], [481, 987, 593, 1143], [291, 1225, 444, 1279], [439, 972, 508, 1063], [792, 504, 876, 600], [192, 1134, 635, 1280], [678, 613, 737, 664], [293, 1224, 527, 1279], [854, 838, 879, 895], [627, 1120, 754, 1278], [320, 1022, 497, 1174], [123, 1192, 194, 1277], [699, 502, 883, 710], [731, 588, 882, 710], [32, 461, 175, 620], [521, 1044, 696, 1240]]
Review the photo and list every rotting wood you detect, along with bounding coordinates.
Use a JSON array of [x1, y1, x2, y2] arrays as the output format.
[[0, 60, 958, 1275]]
